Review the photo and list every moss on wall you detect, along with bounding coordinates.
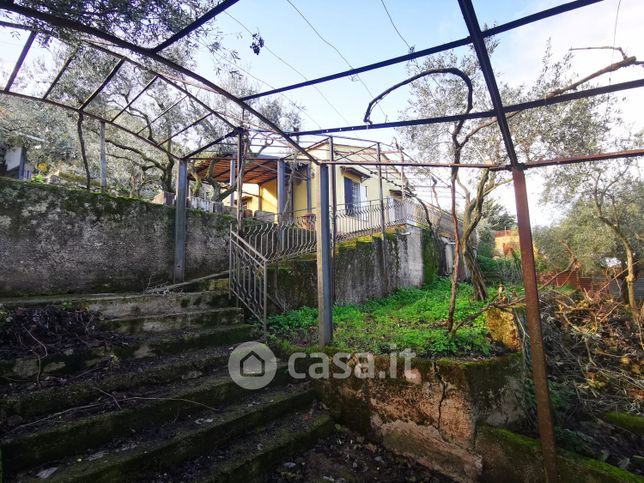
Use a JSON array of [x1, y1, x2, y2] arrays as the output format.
[[421, 228, 440, 285], [0, 177, 230, 296], [270, 226, 443, 309], [476, 424, 644, 483], [602, 412, 644, 436]]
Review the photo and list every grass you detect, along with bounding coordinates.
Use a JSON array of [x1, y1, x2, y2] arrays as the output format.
[[268, 278, 494, 357]]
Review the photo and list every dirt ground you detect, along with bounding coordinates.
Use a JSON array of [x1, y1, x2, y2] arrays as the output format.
[[269, 426, 453, 483]]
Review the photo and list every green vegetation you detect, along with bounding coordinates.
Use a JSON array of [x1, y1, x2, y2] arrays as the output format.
[[268, 278, 492, 356], [603, 412, 644, 436]]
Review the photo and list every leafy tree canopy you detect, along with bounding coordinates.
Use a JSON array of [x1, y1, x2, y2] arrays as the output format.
[[481, 199, 516, 231]]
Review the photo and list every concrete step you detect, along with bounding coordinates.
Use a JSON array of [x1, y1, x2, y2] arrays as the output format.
[[0, 324, 254, 382], [100, 307, 243, 334], [188, 408, 333, 483], [10, 384, 316, 483], [0, 290, 231, 319], [1, 364, 294, 475], [1, 345, 234, 423]]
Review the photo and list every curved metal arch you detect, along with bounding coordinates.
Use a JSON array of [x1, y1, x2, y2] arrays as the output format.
[[0, 1, 321, 166]]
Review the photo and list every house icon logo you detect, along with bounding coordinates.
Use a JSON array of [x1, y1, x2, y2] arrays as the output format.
[[228, 341, 277, 389], [240, 350, 265, 377]]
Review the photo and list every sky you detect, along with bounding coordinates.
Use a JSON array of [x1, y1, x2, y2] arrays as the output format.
[[0, 0, 642, 226], [196, 0, 643, 226]]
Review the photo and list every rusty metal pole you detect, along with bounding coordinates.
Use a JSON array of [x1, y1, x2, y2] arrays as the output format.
[[330, 136, 337, 302], [512, 165, 558, 482], [229, 158, 235, 207], [173, 157, 187, 283], [277, 158, 286, 217], [376, 143, 389, 294], [236, 129, 243, 231], [315, 152, 333, 346], [99, 120, 107, 192]]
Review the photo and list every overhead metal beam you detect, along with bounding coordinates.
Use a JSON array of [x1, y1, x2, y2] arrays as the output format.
[[155, 73, 237, 130], [150, 0, 241, 53], [135, 94, 187, 135], [43, 47, 79, 99], [159, 112, 213, 146], [520, 148, 644, 169], [242, 0, 602, 101], [85, 40, 237, 132], [458, 0, 518, 165], [0, 1, 320, 167], [316, 146, 333, 346], [291, 77, 644, 137], [4, 30, 37, 91], [183, 129, 239, 159], [111, 75, 158, 121], [1, 89, 180, 162], [173, 158, 188, 282], [332, 143, 379, 164], [80, 58, 125, 110], [323, 160, 499, 169]]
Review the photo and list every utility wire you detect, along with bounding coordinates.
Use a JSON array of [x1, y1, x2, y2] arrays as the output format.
[[378, 0, 442, 109], [604, 0, 622, 123], [285, 0, 389, 121], [205, 42, 323, 129], [608, 0, 623, 82], [380, 0, 412, 52], [224, 11, 351, 125]]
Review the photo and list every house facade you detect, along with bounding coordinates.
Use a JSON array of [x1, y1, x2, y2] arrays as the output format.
[[226, 142, 408, 221]]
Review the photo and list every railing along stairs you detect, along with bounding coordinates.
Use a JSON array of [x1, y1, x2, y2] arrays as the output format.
[[229, 198, 443, 330]]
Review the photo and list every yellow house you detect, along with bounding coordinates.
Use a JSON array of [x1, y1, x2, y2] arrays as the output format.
[[220, 141, 408, 219], [494, 229, 520, 258]]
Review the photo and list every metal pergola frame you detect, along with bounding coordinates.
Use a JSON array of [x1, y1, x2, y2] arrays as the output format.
[[0, 1, 642, 480]]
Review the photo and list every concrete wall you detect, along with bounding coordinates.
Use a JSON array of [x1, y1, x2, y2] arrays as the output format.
[[314, 353, 525, 483], [269, 226, 445, 311], [0, 178, 232, 296]]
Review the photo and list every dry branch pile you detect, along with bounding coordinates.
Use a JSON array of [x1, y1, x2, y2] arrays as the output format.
[[540, 289, 643, 415], [0, 305, 123, 361], [521, 289, 644, 473]]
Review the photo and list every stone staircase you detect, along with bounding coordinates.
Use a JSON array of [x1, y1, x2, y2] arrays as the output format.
[[0, 290, 332, 482]]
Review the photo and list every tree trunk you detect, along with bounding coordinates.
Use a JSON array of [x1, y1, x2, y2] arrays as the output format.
[[447, 174, 460, 333], [463, 242, 488, 300], [161, 166, 174, 193], [597, 213, 638, 309], [624, 242, 637, 309]]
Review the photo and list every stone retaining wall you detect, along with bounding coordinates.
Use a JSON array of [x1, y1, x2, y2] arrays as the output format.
[[314, 353, 525, 483], [0, 178, 232, 295], [268, 226, 445, 310]]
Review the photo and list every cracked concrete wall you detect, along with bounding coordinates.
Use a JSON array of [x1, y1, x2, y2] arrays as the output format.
[[0, 178, 232, 296], [316, 353, 525, 483]]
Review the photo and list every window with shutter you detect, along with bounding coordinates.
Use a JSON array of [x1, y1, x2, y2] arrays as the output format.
[[344, 177, 361, 215]]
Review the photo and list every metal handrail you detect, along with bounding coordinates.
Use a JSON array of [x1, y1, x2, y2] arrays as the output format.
[[229, 197, 447, 333], [229, 226, 268, 333]]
